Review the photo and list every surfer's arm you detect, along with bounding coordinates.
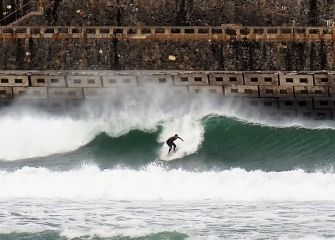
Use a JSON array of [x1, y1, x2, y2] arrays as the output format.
[[178, 137, 184, 141]]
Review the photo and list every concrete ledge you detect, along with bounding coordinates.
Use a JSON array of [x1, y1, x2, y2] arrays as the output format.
[[314, 97, 335, 109], [314, 73, 335, 86], [84, 88, 118, 99], [102, 75, 138, 87], [294, 86, 329, 97], [297, 109, 332, 120], [174, 73, 209, 86], [279, 73, 314, 86], [209, 72, 244, 85], [243, 98, 278, 109], [189, 86, 223, 96], [48, 88, 83, 99], [67, 75, 102, 88], [244, 73, 279, 86], [0, 87, 13, 99], [259, 86, 294, 97], [137, 74, 174, 86], [0, 75, 29, 87], [279, 98, 313, 110], [224, 85, 259, 97], [13, 87, 48, 99], [31, 75, 66, 87]]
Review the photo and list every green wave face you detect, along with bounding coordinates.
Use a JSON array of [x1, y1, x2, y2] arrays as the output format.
[[6, 116, 335, 173]]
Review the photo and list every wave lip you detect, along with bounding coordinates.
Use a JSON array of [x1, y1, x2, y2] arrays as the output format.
[[1, 165, 335, 202]]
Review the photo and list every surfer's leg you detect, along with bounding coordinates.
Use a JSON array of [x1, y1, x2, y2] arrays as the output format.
[[172, 143, 177, 151]]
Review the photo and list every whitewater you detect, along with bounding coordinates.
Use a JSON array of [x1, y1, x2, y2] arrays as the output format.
[[1, 86, 335, 239]]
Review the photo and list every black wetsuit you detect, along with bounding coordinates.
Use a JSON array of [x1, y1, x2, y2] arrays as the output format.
[[166, 136, 182, 153]]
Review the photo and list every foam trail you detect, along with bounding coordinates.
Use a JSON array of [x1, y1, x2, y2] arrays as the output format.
[[1, 165, 335, 201]]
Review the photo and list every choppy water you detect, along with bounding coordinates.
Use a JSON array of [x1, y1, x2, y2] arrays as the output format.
[[1, 87, 335, 239]]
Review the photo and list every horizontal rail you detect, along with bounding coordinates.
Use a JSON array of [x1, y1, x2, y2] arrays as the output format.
[[0, 26, 334, 41]]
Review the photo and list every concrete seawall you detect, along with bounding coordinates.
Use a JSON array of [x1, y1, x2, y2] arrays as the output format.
[[1, 70, 335, 120]]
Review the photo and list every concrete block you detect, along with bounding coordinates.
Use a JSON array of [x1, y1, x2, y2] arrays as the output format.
[[209, 72, 243, 85], [13, 87, 48, 99], [244, 73, 279, 86], [259, 86, 294, 97], [262, 109, 297, 119], [279, 73, 314, 86], [31, 75, 66, 87], [297, 109, 332, 120], [48, 88, 83, 99], [224, 85, 259, 97], [189, 86, 223, 96], [0, 75, 29, 87], [174, 73, 209, 86], [67, 75, 102, 88], [328, 86, 335, 96], [137, 74, 174, 86], [279, 98, 313, 110], [0, 87, 13, 99], [102, 75, 138, 87], [243, 98, 278, 109], [83, 88, 118, 99], [294, 86, 328, 97], [314, 73, 335, 86], [314, 97, 335, 109]]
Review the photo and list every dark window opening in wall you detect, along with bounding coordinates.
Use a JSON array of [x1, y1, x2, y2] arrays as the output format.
[[300, 90, 309, 94], [88, 79, 96, 84], [69, 91, 76, 96], [250, 101, 258, 106], [229, 77, 237, 82], [284, 101, 293, 106], [266, 89, 274, 94], [320, 101, 329, 106], [158, 78, 166, 83], [0, 90, 6, 95], [113, 28, 124, 34], [209, 89, 217, 94], [55, 91, 63, 96], [185, 28, 195, 34], [51, 79, 59, 83], [317, 113, 326, 118], [1, 79, 9, 83], [180, 77, 188, 82], [303, 112, 312, 117], [299, 78, 308, 83], [33, 90, 41, 96], [215, 77, 224, 82], [286, 78, 293, 83], [298, 101, 307, 106], [15, 79, 23, 84], [141, 28, 151, 34], [171, 28, 181, 34], [280, 89, 288, 94], [37, 79, 45, 83], [315, 90, 323, 94], [231, 89, 238, 93], [74, 79, 81, 84], [198, 28, 209, 34], [109, 79, 117, 84], [212, 28, 222, 34], [245, 89, 253, 94], [264, 102, 273, 107], [194, 77, 203, 82], [264, 77, 272, 82], [321, 78, 329, 83], [250, 77, 258, 82], [123, 79, 131, 84]]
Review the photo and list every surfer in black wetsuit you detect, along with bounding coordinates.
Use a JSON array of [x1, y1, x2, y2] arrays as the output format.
[[166, 134, 184, 154]]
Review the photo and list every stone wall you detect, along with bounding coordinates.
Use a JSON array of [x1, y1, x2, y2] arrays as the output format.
[[17, 0, 335, 27], [0, 39, 333, 71]]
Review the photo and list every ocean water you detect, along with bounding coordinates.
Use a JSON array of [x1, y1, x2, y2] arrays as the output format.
[[1, 86, 335, 239]]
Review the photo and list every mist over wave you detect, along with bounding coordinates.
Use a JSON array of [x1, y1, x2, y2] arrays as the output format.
[[1, 164, 335, 201]]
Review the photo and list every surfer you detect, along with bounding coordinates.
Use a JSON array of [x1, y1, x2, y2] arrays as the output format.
[[166, 134, 184, 154]]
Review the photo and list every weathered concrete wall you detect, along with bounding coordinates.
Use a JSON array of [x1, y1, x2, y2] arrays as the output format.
[[0, 70, 335, 120], [17, 0, 335, 27], [0, 39, 333, 71]]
